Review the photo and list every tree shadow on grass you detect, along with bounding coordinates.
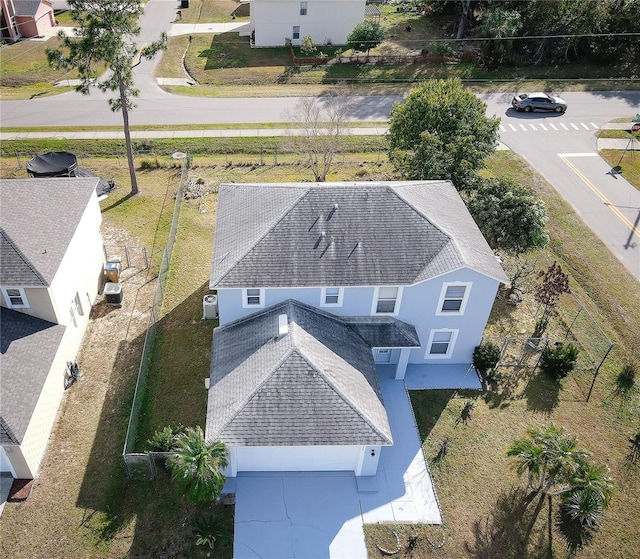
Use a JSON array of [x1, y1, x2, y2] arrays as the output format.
[[523, 370, 561, 415], [465, 486, 552, 559], [409, 389, 456, 442]]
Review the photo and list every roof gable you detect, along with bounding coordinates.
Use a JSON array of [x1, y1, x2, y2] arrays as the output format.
[[0, 307, 65, 445], [0, 177, 100, 286], [206, 300, 393, 447], [210, 181, 507, 288]]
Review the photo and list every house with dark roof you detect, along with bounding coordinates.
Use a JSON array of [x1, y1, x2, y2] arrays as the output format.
[[207, 181, 508, 476], [0, 178, 104, 480], [0, 0, 55, 40]]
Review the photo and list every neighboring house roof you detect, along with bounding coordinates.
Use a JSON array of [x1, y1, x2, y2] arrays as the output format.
[[0, 307, 65, 445], [210, 181, 508, 289], [206, 299, 397, 447], [0, 178, 99, 286], [12, 0, 47, 17]]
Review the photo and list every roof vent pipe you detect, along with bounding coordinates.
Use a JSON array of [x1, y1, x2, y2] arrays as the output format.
[[278, 313, 288, 337]]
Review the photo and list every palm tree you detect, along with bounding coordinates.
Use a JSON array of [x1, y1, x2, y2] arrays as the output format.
[[167, 426, 229, 503], [507, 424, 613, 528]]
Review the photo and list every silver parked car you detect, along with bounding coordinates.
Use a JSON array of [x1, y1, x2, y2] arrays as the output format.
[[512, 92, 567, 113]]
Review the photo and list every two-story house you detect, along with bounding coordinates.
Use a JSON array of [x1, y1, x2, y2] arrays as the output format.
[[248, 0, 366, 47], [0, 0, 55, 41], [0, 178, 104, 480], [206, 181, 508, 477]]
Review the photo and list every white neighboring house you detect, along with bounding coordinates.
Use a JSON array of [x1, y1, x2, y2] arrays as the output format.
[[249, 0, 366, 47], [206, 181, 508, 478], [0, 178, 104, 480]]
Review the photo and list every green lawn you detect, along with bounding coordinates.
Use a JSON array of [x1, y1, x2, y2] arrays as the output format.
[[0, 142, 638, 559]]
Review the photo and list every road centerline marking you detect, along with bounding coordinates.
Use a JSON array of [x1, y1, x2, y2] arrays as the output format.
[[558, 155, 639, 237]]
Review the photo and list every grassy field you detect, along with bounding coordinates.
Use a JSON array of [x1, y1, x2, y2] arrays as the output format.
[[1, 139, 638, 559]]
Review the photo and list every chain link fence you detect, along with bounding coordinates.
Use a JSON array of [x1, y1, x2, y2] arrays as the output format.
[[122, 155, 189, 480]]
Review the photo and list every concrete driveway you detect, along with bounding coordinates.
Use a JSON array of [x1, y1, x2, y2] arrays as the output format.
[[232, 365, 441, 559]]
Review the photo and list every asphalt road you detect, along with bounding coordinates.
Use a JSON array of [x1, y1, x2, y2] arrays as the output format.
[[0, 0, 639, 279]]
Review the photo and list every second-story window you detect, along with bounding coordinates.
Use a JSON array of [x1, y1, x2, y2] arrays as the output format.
[[2, 287, 29, 309], [300, 2, 307, 15], [376, 286, 399, 314], [437, 282, 471, 315], [246, 289, 261, 305], [321, 287, 343, 306]]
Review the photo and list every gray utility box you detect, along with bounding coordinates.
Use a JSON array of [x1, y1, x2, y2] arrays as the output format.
[[104, 282, 123, 306]]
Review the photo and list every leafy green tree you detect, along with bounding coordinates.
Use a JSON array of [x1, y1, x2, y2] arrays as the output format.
[[477, 7, 522, 68], [347, 20, 385, 55], [473, 340, 501, 382], [47, 0, 166, 195], [388, 78, 500, 191], [540, 342, 579, 380], [167, 426, 229, 503], [467, 178, 549, 255]]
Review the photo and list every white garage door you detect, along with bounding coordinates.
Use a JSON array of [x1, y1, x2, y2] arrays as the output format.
[[234, 445, 361, 473]]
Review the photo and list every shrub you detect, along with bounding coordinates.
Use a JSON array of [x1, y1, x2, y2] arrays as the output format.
[[146, 423, 185, 452], [300, 35, 317, 57], [473, 341, 501, 381], [540, 342, 579, 380]]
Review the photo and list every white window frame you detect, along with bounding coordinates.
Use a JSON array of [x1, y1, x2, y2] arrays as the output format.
[[2, 287, 29, 309], [300, 1, 307, 15], [292, 25, 300, 40], [371, 286, 403, 316], [321, 287, 343, 307], [436, 282, 472, 316], [242, 288, 265, 309], [425, 329, 458, 359]]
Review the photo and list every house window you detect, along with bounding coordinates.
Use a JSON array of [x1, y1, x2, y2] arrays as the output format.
[[426, 329, 458, 359], [374, 286, 401, 315], [292, 26, 300, 40], [300, 2, 307, 15], [242, 288, 264, 308], [436, 282, 471, 315], [321, 287, 343, 306], [2, 287, 29, 309]]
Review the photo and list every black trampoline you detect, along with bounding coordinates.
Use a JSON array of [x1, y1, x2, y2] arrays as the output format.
[[26, 151, 78, 177]]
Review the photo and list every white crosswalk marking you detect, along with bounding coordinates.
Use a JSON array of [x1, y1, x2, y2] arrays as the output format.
[[500, 125, 505, 132], [519, 124, 527, 131], [530, 124, 538, 131], [539, 123, 548, 131], [570, 123, 579, 130], [502, 121, 602, 134], [509, 124, 516, 131], [590, 123, 598, 129], [581, 123, 590, 130], [550, 123, 558, 130], [561, 123, 569, 130]]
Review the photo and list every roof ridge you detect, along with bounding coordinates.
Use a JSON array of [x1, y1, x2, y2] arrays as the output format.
[[294, 345, 392, 444], [214, 185, 309, 286], [0, 227, 48, 286]]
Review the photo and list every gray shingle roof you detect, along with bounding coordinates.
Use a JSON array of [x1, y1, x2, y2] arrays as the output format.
[[210, 181, 508, 288], [206, 300, 395, 447], [0, 307, 65, 445], [0, 178, 100, 286], [12, 0, 45, 17], [342, 316, 420, 348]]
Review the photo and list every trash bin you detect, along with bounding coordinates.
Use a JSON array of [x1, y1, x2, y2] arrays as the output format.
[[181, 0, 189, 8], [104, 282, 123, 306], [104, 261, 121, 283]]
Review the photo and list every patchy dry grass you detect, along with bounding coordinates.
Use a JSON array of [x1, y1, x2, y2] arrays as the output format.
[[599, 148, 640, 191]]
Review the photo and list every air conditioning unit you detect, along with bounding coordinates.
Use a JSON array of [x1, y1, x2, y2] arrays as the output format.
[[203, 294, 218, 319], [104, 282, 123, 306]]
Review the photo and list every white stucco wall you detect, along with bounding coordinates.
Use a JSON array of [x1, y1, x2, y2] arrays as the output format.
[[251, 0, 366, 47], [216, 267, 501, 365]]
